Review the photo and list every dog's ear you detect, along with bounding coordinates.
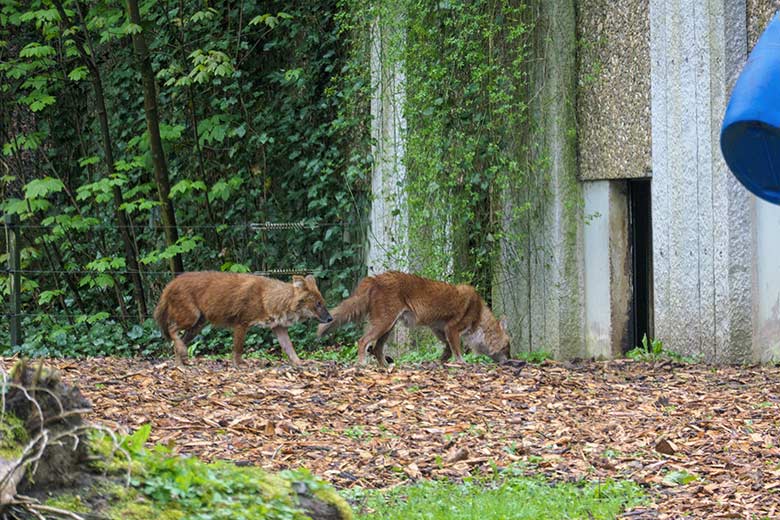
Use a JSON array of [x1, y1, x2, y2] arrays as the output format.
[[304, 274, 317, 286], [499, 315, 508, 331], [292, 275, 305, 289]]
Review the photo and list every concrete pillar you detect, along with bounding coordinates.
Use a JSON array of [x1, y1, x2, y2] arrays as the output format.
[[755, 199, 780, 361], [650, 0, 753, 362], [583, 181, 632, 358], [494, 0, 586, 359], [367, 17, 408, 276]]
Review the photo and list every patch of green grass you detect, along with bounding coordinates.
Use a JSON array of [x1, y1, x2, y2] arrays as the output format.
[[626, 334, 700, 364], [395, 342, 442, 364], [602, 448, 622, 459], [305, 343, 358, 363], [394, 339, 553, 366], [347, 472, 646, 520]]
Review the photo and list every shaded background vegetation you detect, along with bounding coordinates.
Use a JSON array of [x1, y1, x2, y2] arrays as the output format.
[[1, 0, 537, 358], [1, 0, 373, 356]]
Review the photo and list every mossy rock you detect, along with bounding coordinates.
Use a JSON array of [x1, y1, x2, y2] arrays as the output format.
[[47, 426, 352, 519]]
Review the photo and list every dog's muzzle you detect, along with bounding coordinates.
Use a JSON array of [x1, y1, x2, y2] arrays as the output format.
[[318, 311, 334, 324], [491, 351, 509, 364]]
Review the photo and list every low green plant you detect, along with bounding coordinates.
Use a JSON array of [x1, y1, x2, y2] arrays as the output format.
[[1, 317, 163, 358], [347, 470, 646, 520], [343, 425, 370, 441], [626, 334, 699, 364], [513, 350, 553, 364]]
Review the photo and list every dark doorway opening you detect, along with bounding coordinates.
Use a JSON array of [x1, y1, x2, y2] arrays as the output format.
[[627, 179, 653, 351]]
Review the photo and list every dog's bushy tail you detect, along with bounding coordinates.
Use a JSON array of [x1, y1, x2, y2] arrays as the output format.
[[317, 279, 372, 337], [153, 297, 171, 340]]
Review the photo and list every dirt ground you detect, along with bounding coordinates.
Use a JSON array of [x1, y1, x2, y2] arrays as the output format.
[[12, 357, 780, 519]]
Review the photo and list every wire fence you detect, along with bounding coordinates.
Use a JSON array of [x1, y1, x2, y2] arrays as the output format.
[[2, 215, 367, 345]]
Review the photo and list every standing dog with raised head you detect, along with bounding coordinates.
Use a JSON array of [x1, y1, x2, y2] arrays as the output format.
[[154, 272, 332, 367], [318, 271, 510, 366]]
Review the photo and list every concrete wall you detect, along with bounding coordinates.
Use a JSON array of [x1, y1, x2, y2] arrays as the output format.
[[575, 0, 651, 359], [649, 0, 754, 362], [577, 0, 652, 181], [755, 199, 780, 361], [495, 0, 587, 359]]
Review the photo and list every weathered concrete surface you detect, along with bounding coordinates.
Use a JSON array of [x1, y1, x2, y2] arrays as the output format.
[[650, 0, 753, 362], [577, 0, 652, 181], [583, 183, 611, 357], [747, 1, 778, 49], [368, 17, 409, 351], [755, 200, 780, 361], [494, 0, 586, 359], [368, 18, 408, 276], [583, 181, 631, 358], [747, 5, 780, 362]]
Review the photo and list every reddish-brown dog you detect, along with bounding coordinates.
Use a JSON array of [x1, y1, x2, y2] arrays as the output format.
[[318, 271, 510, 366], [154, 272, 332, 367]]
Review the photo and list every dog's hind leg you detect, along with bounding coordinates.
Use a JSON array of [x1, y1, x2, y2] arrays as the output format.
[[444, 323, 465, 363], [231, 324, 248, 367], [182, 314, 206, 345], [433, 330, 453, 362], [358, 319, 396, 365], [169, 303, 202, 367], [171, 326, 188, 367], [372, 332, 392, 367]]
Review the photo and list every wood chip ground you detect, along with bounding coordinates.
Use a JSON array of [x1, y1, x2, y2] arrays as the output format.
[[9, 357, 779, 519]]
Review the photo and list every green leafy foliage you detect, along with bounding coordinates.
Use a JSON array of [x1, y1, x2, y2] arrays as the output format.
[[1, 0, 371, 355], [662, 469, 697, 487], [0, 316, 162, 358]]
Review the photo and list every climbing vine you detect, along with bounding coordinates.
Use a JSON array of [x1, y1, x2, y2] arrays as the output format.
[[363, 0, 537, 299]]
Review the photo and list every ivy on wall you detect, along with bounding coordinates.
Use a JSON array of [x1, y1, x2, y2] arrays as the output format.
[[367, 0, 538, 301]]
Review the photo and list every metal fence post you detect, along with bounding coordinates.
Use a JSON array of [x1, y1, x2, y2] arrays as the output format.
[[4, 214, 22, 347]]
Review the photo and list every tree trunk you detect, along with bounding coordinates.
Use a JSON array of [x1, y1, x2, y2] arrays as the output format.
[[126, 0, 184, 275], [51, 0, 148, 321]]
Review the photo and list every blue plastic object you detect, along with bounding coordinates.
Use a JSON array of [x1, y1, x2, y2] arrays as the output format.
[[721, 11, 780, 204]]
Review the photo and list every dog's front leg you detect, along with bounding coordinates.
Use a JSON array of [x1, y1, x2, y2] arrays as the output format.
[[272, 326, 303, 366]]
